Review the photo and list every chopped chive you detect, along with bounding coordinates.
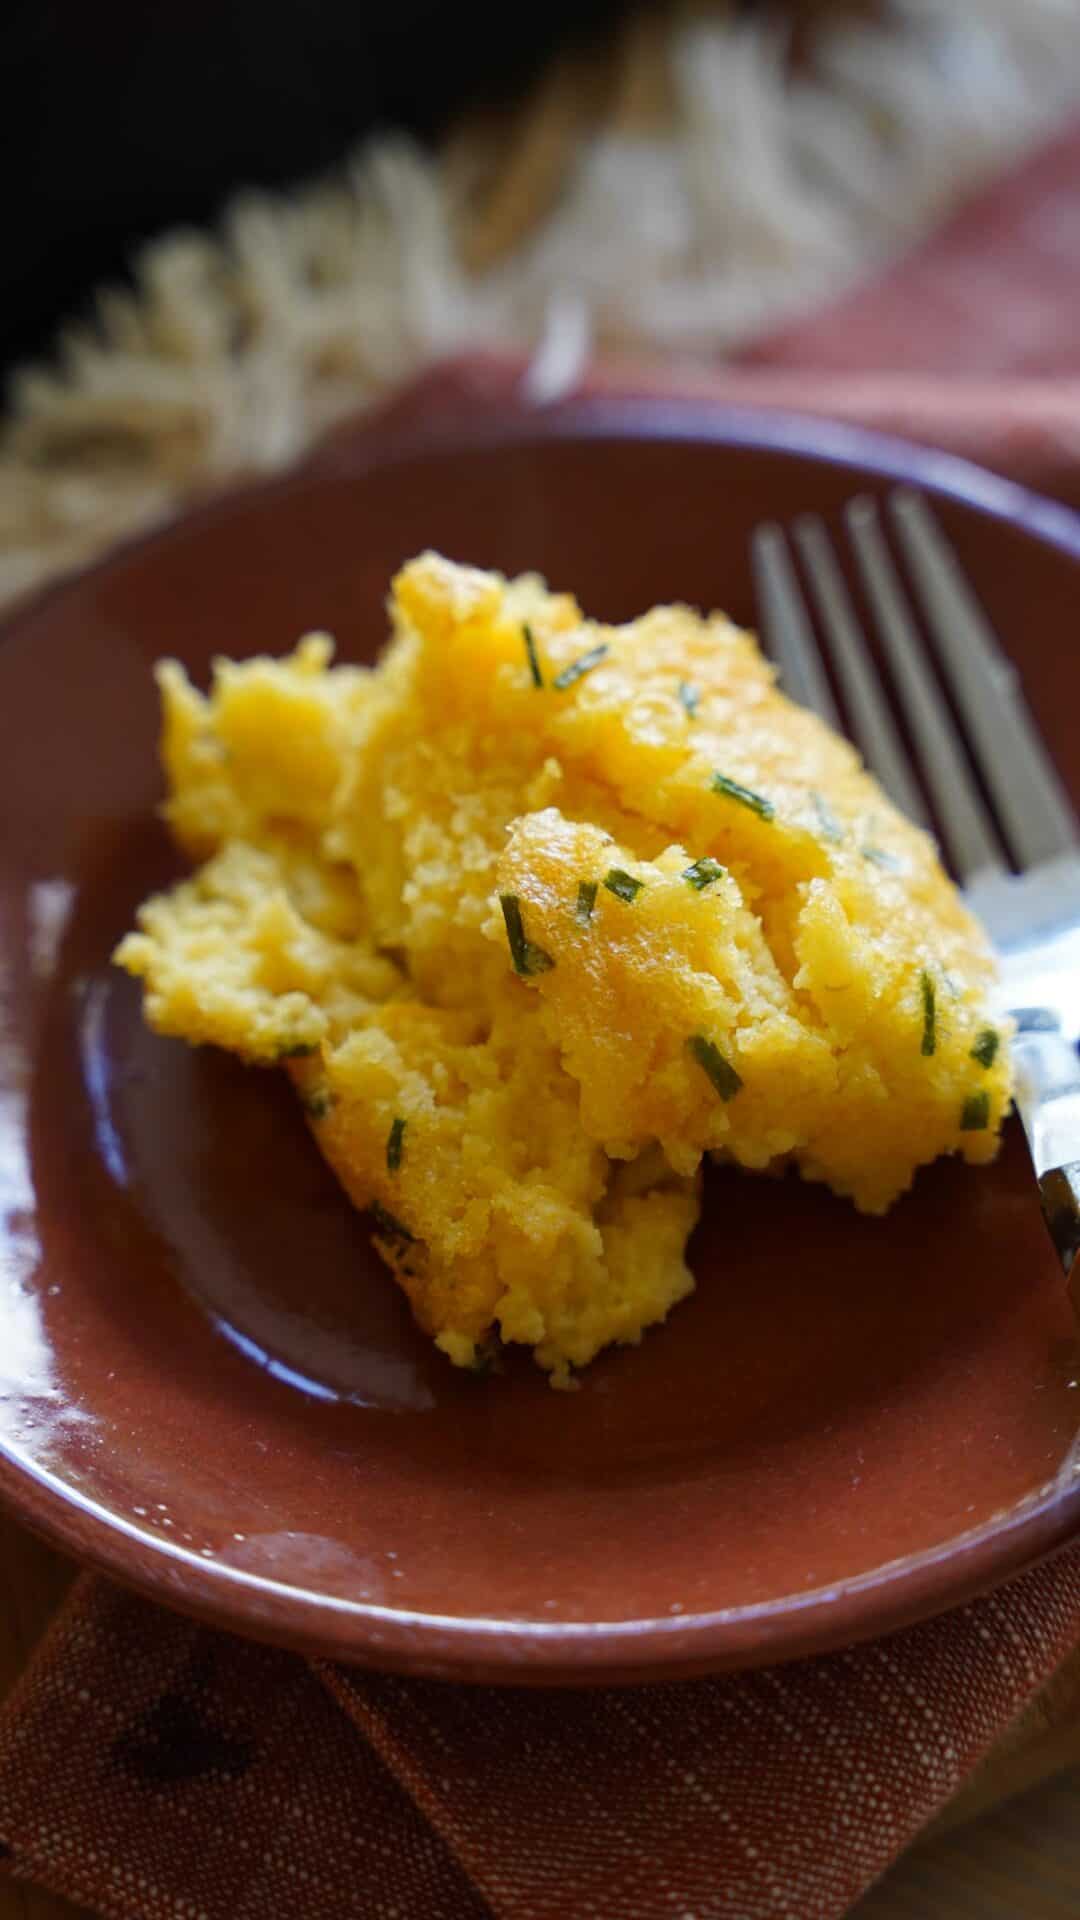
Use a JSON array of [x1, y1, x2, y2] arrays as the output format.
[[501, 893, 528, 969], [552, 643, 609, 691], [862, 845, 903, 872], [386, 1116, 406, 1172], [920, 972, 936, 1057], [687, 1033, 743, 1101], [470, 1334, 503, 1376], [960, 1091, 990, 1132], [303, 1087, 336, 1120], [678, 680, 700, 718], [575, 879, 598, 925], [500, 893, 555, 977], [603, 868, 644, 905], [971, 1028, 999, 1070], [371, 1200, 416, 1243], [682, 856, 725, 892], [522, 622, 544, 689], [711, 772, 774, 820], [810, 790, 843, 844]]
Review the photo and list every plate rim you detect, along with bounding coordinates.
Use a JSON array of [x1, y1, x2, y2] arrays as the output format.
[[2, 1432, 1078, 1683], [2, 389, 1079, 1684]]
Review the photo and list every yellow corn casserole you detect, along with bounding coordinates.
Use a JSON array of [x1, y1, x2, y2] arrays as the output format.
[[116, 553, 1010, 1384]]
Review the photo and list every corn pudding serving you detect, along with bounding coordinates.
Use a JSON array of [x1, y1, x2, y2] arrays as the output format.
[[116, 554, 1010, 1385]]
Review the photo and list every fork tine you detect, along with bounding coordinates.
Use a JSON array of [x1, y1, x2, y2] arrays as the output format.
[[846, 497, 1005, 885], [751, 525, 841, 728], [792, 516, 929, 827], [890, 490, 1078, 867]]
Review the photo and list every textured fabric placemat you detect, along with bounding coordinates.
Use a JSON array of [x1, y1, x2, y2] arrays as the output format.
[[1, 1560, 1078, 1919]]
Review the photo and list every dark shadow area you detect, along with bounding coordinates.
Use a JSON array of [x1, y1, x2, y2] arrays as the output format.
[[1, 0, 638, 370]]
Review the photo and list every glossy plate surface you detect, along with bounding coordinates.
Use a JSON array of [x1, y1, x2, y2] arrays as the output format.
[[1, 389, 1079, 1682]]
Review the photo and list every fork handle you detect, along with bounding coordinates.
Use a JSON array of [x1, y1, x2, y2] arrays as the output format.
[[1039, 1166, 1080, 1294], [1011, 1024, 1080, 1276]]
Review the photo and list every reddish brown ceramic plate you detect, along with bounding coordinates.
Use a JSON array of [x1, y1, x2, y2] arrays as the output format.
[[1, 379, 1079, 1685]]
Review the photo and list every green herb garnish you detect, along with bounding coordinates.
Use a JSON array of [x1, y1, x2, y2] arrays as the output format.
[[303, 1088, 336, 1120], [522, 622, 544, 689], [920, 972, 936, 1057], [386, 1116, 406, 1172], [552, 643, 609, 691], [275, 1040, 318, 1060], [500, 893, 555, 977], [971, 1028, 999, 1070], [960, 1092, 990, 1132], [470, 1334, 503, 1376], [678, 681, 700, 719], [575, 880, 598, 925], [810, 790, 843, 845], [711, 772, 774, 820], [687, 1033, 743, 1102], [603, 868, 644, 905], [862, 845, 903, 872], [371, 1201, 416, 1243], [682, 856, 725, 892]]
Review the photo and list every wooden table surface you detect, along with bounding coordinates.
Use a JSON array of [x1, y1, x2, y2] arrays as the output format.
[[2, 1510, 1079, 1920]]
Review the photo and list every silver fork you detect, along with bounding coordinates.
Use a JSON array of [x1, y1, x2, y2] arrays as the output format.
[[753, 491, 1080, 1286]]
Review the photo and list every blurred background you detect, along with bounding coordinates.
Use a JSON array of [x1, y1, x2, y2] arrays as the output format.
[[2, 0, 639, 371], [3, 0, 1080, 604], [7, 0, 1080, 367]]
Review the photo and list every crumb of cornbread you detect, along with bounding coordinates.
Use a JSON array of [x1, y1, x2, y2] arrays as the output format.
[[115, 552, 1011, 1385]]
